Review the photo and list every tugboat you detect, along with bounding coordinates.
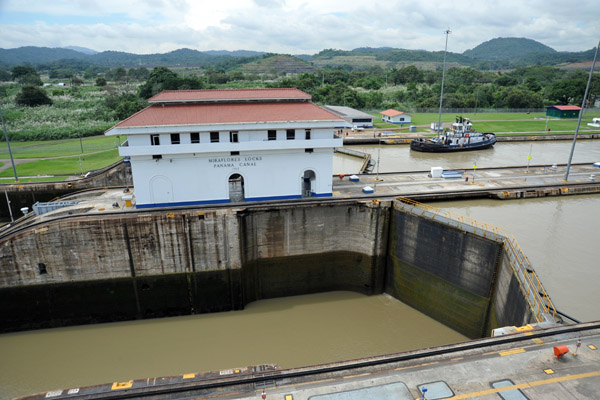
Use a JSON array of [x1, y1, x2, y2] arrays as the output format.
[[410, 116, 496, 152], [409, 28, 496, 153]]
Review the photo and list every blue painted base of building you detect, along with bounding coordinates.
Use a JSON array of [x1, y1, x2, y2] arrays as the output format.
[[135, 193, 333, 209]]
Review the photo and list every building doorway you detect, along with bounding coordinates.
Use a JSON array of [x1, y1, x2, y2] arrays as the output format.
[[302, 170, 316, 198], [228, 173, 245, 202], [150, 175, 173, 205]]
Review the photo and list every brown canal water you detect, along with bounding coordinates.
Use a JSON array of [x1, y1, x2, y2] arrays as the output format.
[[0, 292, 467, 399], [333, 139, 600, 174]]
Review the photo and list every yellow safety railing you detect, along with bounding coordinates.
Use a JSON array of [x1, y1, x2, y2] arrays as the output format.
[[394, 197, 557, 323]]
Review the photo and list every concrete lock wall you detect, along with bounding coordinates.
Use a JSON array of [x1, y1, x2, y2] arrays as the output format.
[[0, 199, 541, 336], [385, 207, 503, 338], [0, 201, 390, 332]]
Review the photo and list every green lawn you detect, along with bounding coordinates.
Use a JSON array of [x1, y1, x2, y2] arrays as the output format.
[[0, 135, 122, 159], [366, 111, 600, 134], [0, 149, 121, 177]]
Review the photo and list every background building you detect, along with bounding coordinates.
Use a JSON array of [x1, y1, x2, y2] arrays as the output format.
[[545, 105, 581, 119], [380, 109, 412, 125], [105, 89, 344, 208], [323, 105, 373, 129]]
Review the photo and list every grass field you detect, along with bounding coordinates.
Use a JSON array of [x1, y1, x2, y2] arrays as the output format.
[[368, 111, 600, 134], [0, 149, 120, 178], [0, 135, 121, 159]]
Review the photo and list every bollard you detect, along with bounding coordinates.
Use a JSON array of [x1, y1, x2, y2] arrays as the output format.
[[574, 339, 582, 356], [420, 386, 427, 400]]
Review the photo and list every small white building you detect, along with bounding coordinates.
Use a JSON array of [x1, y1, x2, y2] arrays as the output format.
[[105, 88, 344, 208], [380, 109, 411, 126]]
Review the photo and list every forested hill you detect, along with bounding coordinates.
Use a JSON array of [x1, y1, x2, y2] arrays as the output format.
[[0, 37, 595, 70], [463, 37, 556, 60], [0, 47, 265, 68]]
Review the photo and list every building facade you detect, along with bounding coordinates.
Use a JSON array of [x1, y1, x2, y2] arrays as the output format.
[[380, 109, 411, 125], [545, 105, 581, 119], [105, 89, 344, 208]]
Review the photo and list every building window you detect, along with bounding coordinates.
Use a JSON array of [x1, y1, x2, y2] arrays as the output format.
[[152, 154, 162, 160], [231, 151, 240, 156], [191, 132, 200, 143], [210, 132, 219, 143], [305, 129, 311, 140], [286, 129, 295, 140], [150, 134, 160, 146], [400, 118, 405, 121], [305, 148, 314, 153], [268, 130, 276, 141], [170, 133, 180, 144], [38, 263, 47, 275], [230, 131, 239, 143]]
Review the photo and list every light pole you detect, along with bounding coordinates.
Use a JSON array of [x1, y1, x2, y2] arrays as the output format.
[[564, 40, 599, 181], [0, 105, 18, 182]]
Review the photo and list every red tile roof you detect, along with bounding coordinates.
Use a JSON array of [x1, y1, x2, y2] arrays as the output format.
[[109, 102, 342, 130], [148, 88, 311, 103], [380, 109, 405, 117], [549, 105, 581, 111]]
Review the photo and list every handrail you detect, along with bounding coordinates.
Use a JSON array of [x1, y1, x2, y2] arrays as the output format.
[[394, 197, 557, 323]]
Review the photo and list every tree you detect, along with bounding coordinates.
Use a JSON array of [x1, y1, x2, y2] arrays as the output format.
[[546, 78, 587, 105], [494, 74, 519, 87], [11, 65, 42, 86], [96, 77, 107, 87], [16, 86, 52, 107], [139, 67, 178, 98]]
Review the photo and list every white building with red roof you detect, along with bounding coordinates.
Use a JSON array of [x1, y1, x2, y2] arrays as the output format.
[[380, 109, 411, 125], [105, 88, 345, 208]]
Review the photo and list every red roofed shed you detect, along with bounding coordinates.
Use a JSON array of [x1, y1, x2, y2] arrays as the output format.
[[546, 105, 581, 119]]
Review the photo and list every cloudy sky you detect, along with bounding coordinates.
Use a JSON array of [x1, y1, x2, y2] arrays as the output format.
[[0, 0, 598, 55]]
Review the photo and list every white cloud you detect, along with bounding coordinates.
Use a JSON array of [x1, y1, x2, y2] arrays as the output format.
[[0, 0, 598, 54]]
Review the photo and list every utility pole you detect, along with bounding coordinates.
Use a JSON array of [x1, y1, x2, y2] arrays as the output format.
[[0, 105, 18, 182], [564, 40, 599, 181]]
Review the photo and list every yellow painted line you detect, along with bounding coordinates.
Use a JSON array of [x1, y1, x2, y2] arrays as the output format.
[[447, 371, 600, 399], [589, 345, 597, 350], [285, 395, 293, 400], [499, 348, 526, 356], [183, 373, 195, 379], [544, 369, 555, 374], [532, 338, 544, 345]]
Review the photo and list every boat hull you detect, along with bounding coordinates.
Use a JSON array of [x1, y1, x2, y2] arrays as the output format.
[[410, 135, 496, 153]]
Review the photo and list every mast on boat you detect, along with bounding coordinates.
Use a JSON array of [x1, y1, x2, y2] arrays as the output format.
[[437, 28, 451, 137]]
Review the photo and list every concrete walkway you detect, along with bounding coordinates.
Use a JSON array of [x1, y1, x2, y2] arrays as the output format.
[[332, 163, 600, 199]]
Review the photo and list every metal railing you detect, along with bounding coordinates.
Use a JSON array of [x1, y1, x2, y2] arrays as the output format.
[[394, 197, 557, 323]]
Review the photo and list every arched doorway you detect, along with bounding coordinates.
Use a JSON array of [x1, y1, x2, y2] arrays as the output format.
[[302, 170, 316, 198], [228, 173, 245, 202]]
